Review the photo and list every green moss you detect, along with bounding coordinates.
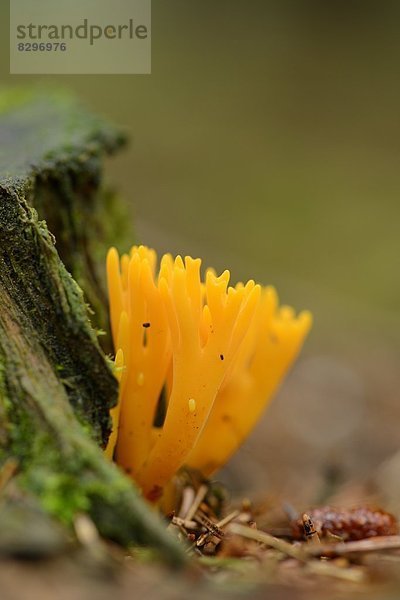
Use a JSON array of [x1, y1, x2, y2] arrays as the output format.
[[24, 469, 90, 525]]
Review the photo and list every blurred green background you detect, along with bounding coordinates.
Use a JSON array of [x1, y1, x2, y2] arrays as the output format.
[[1, 0, 400, 504]]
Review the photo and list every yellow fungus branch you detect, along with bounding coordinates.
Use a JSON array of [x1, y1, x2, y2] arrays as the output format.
[[106, 246, 311, 502], [106, 247, 171, 476], [186, 288, 312, 475], [136, 258, 260, 499]]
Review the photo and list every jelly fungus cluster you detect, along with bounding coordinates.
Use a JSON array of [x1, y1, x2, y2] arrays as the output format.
[[106, 246, 311, 501]]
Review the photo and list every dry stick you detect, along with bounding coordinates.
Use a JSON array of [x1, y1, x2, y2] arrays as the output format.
[[306, 536, 400, 557], [185, 484, 208, 521], [171, 516, 198, 530], [196, 510, 240, 549], [229, 523, 306, 561], [170, 486, 219, 552], [195, 518, 223, 548], [305, 561, 366, 583], [195, 511, 224, 538], [168, 486, 203, 538], [196, 532, 213, 548], [229, 524, 366, 582], [178, 486, 196, 519], [217, 510, 241, 529]]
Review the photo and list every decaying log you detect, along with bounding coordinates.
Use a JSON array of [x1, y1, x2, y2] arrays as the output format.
[[0, 89, 185, 565]]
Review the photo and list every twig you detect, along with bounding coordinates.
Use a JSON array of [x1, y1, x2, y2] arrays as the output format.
[[185, 484, 208, 521], [195, 511, 224, 539], [228, 523, 306, 561], [217, 510, 241, 529], [305, 561, 366, 583], [306, 535, 400, 557], [194, 510, 239, 549], [178, 486, 196, 519], [229, 523, 367, 583], [171, 516, 198, 530]]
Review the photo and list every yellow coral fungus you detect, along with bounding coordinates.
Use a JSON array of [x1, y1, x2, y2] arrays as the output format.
[[106, 245, 312, 501]]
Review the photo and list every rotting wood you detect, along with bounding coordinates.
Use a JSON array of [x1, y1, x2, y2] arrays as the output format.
[[0, 89, 185, 566]]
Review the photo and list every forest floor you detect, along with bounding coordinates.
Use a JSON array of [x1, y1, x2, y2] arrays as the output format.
[[2, 480, 400, 600]]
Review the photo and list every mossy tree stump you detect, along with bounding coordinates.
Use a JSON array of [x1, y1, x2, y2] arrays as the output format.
[[0, 89, 185, 565]]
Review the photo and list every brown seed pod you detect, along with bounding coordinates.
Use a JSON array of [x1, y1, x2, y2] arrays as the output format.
[[291, 506, 399, 541]]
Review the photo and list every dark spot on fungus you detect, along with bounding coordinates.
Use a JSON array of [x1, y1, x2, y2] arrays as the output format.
[[142, 322, 151, 328], [220, 354, 224, 361], [154, 386, 167, 427]]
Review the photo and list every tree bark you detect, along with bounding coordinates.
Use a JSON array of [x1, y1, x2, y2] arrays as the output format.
[[0, 89, 185, 566]]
